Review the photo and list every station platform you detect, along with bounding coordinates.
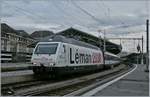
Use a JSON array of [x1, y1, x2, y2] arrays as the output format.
[[1, 62, 31, 67], [93, 64, 149, 96], [1, 63, 32, 72]]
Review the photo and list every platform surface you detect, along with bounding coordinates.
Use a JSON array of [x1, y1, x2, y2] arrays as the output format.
[[1, 63, 32, 72], [1, 62, 31, 67], [94, 64, 149, 96]]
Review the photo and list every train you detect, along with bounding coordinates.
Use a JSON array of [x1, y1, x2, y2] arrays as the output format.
[[30, 35, 121, 76]]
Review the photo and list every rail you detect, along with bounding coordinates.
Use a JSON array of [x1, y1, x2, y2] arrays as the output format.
[[1, 64, 131, 96]]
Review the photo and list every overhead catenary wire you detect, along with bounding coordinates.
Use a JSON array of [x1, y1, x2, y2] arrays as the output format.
[[3, 1, 65, 27], [71, 0, 143, 32], [98, 0, 141, 34], [3, 2, 45, 20], [51, 1, 87, 28], [71, 0, 105, 25], [51, 1, 75, 26], [52, 0, 101, 32], [3, 1, 148, 32], [3, 1, 92, 31], [98, 0, 125, 26]]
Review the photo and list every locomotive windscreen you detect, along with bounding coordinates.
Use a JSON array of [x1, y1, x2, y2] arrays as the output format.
[[34, 43, 58, 54]]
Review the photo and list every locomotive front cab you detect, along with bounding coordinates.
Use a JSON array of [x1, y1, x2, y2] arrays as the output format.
[[31, 42, 59, 73]]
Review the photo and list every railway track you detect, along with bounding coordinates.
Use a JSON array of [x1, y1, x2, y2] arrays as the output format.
[[1, 64, 133, 96], [42, 64, 134, 96], [2, 80, 51, 95], [66, 64, 136, 96]]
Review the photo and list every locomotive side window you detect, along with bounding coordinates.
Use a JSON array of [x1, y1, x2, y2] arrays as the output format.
[[34, 43, 58, 54]]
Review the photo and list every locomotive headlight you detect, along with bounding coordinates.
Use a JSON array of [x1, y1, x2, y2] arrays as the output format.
[[33, 63, 37, 65], [33, 62, 38, 66], [49, 62, 55, 66], [49, 63, 54, 66]]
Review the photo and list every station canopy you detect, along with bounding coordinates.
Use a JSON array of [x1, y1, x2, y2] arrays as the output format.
[[28, 27, 122, 54], [56, 27, 122, 54]]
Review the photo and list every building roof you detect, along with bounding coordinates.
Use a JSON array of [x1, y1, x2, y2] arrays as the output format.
[[30, 30, 54, 40], [1, 23, 34, 40], [28, 27, 122, 54], [16, 30, 34, 39], [41, 35, 100, 50], [1, 23, 19, 35], [56, 27, 122, 54]]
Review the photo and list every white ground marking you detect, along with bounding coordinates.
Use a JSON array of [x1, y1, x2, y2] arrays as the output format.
[[82, 64, 137, 96]]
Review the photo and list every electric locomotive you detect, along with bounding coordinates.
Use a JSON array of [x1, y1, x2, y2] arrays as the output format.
[[31, 35, 120, 75]]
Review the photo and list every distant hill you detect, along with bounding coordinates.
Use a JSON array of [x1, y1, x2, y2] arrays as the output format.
[[30, 30, 54, 40]]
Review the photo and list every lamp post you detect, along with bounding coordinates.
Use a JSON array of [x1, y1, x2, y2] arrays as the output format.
[[141, 35, 144, 64], [145, 19, 149, 72]]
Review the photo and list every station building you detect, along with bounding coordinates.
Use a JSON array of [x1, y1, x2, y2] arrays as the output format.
[[1, 23, 35, 62]]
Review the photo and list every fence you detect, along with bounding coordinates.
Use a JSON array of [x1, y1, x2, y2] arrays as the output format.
[[1, 51, 32, 63]]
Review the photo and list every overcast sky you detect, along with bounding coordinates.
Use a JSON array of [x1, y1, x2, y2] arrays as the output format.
[[1, 0, 150, 52]]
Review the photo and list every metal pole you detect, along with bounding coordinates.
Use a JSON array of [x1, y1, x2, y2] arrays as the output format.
[[145, 19, 149, 72], [104, 29, 106, 53], [141, 35, 144, 64], [98, 30, 104, 65], [98, 30, 105, 65], [103, 29, 106, 65]]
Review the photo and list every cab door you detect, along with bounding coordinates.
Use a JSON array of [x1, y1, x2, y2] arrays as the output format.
[[58, 44, 67, 65], [62, 44, 67, 63]]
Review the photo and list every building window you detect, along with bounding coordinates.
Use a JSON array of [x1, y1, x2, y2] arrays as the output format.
[[4, 40, 7, 51], [1, 39, 4, 51], [1, 39, 7, 51]]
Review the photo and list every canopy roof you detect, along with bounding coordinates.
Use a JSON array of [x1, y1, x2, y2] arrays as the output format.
[[57, 27, 122, 54]]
